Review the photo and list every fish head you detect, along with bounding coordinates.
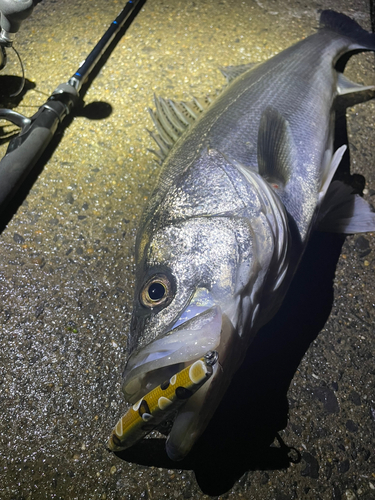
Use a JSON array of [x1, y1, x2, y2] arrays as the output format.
[[122, 151, 291, 459]]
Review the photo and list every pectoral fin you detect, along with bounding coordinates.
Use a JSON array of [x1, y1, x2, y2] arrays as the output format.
[[257, 107, 295, 190]]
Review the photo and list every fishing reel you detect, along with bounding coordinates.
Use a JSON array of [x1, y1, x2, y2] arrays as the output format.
[[0, 0, 33, 70]]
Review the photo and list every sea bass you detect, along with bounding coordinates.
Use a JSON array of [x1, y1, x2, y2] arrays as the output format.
[[119, 11, 375, 460]]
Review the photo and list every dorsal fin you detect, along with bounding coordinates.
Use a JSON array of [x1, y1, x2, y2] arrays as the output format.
[[219, 62, 258, 83], [148, 60, 257, 163], [257, 107, 295, 190], [148, 95, 212, 163]]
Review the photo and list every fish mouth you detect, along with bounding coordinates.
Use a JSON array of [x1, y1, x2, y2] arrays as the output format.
[[122, 303, 223, 405], [122, 290, 242, 460]]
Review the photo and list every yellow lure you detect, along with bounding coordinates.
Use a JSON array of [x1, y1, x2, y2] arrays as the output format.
[[108, 351, 218, 452]]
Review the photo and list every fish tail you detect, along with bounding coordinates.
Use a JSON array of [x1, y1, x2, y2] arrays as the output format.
[[320, 10, 375, 50]]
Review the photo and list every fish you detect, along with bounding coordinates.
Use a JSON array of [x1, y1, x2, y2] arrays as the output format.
[[119, 10, 375, 461]]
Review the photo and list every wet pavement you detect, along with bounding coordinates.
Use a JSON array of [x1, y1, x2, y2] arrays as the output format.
[[0, 0, 374, 498]]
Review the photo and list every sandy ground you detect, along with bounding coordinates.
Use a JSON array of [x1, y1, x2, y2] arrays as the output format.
[[0, 0, 374, 498]]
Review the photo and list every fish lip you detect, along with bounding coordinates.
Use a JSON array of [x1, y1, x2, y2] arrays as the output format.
[[122, 305, 223, 404]]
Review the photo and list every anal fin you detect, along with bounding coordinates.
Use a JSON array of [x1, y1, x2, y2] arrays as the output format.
[[318, 180, 375, 234], [318, 145, 347, 201]]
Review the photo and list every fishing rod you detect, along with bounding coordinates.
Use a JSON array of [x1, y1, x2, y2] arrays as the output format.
[[0, 0, 142, 213]]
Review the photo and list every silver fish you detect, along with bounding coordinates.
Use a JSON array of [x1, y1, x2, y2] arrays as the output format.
[[121, 10, 375, 460]]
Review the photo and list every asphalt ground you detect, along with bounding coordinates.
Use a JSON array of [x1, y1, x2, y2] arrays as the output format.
[[0, 0, 374, 499]]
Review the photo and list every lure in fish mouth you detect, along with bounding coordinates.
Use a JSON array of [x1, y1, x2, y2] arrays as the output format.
[[109, 350, 220, 453], [112, 10, 375, 460]]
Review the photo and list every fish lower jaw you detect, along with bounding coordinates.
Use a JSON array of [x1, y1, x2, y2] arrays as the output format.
[[122, 306, 224, 404]]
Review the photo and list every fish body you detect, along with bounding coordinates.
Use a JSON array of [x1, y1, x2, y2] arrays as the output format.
[[120, 11, 375, 460]]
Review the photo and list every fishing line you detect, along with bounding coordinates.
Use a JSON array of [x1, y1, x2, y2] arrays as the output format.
[[8, 45, 25, 97]]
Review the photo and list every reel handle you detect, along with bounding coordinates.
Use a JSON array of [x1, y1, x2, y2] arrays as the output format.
[[0, 0, 33, 45]]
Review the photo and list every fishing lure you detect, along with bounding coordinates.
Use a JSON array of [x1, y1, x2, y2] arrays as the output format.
[[108, 350, 218, 452]]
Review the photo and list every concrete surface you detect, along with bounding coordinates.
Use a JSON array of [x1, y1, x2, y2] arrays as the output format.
[[0, 0, 374, 499]]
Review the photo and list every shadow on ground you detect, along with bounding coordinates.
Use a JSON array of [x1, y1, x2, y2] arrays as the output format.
[[0, 75, 36, 108]]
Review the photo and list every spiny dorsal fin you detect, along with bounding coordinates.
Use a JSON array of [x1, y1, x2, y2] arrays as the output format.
[[257, 107, 295, 190], [148, 62, 257, 163], [148, 95, 212, 163], [148, 59, 255, 163], [219, 62, 258, 83]]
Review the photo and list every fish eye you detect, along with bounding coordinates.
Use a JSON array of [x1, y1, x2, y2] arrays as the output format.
[[140, 275, 172, 308]]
